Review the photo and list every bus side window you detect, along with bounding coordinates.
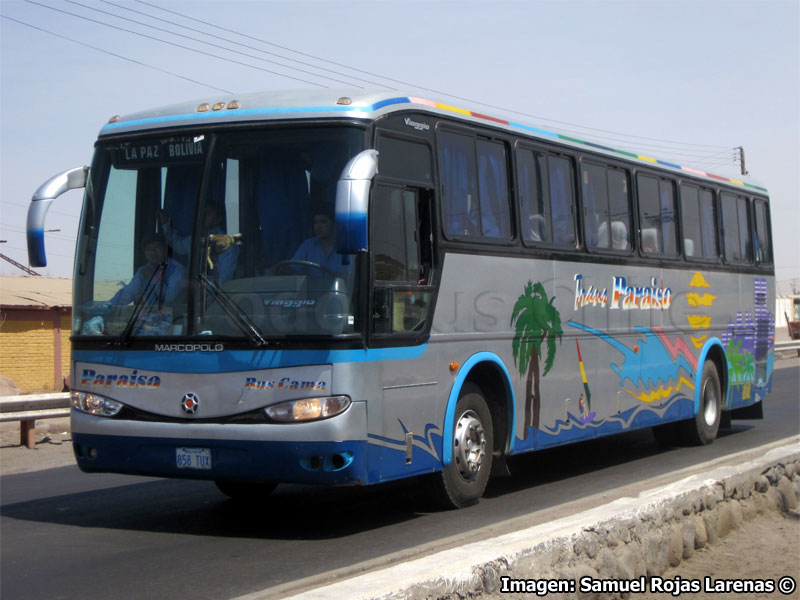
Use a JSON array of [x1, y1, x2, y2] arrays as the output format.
[[518, 150, 576, 247], [439, 130, 479, 237], [680, 184, 719, 261], [754, 200, 772, 264], [680, 184, 701, 258], [638, 174, 677, 256], [476, 139, 512, 239], [584, 163, 631, 251], [371, 185, 434, 336], [721, 192, 753, 264], [439, 130, 512, 241], [698, 189, 719, 259]]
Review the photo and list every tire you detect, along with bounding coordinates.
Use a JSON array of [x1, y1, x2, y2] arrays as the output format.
[[678, 360, 722, 446], [428, 384, 494, 509], [214, 481, 277, 501]]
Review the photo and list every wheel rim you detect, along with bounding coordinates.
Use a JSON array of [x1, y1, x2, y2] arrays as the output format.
[[453, 409, 486, 481], [701, 376, 719, 427]]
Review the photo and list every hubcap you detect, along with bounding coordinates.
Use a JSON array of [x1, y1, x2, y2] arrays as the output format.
[[453, 410, 486, 481], [702, 377, 719, 426]]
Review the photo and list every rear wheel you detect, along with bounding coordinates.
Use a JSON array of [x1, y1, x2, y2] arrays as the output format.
[[428, 384, 493, 509], [214, 481, 277, 501], [679, 360, 722, 446]]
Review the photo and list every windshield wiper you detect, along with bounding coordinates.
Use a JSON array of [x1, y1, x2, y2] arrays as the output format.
[[114, 262, 166, 346], [199, 274, 268, 347]]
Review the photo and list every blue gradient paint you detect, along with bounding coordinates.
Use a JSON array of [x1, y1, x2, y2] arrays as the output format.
[[26, 228, 46, 267], [73, 344, 428, 373], [73, 432, 368, 485]]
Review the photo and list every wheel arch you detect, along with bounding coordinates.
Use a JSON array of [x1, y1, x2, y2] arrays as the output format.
[[443, 352, 516, 466], [695, 338, 728, 413]]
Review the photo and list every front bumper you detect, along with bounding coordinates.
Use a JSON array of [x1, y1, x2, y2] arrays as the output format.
[[71, 401, 369, 485]]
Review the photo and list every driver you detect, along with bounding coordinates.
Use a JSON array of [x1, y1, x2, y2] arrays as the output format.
[[291, 210, 351, 277], [110, 233, 186, 306]]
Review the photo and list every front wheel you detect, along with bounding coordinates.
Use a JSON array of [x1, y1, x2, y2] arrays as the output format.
[[427, 384, 494, 509], [679, 360, 722, 446]]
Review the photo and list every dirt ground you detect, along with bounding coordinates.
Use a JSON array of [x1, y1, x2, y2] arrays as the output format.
[[648, 508, 800, 600], [0, 416, 75, 475]]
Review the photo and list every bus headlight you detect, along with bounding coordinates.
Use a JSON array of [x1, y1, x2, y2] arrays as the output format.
[[71, 391, 123, 417], [265, 396, 351, 423]]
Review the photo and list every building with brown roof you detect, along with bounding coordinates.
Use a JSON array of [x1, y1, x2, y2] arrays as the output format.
[[0, 276, 72, 393]]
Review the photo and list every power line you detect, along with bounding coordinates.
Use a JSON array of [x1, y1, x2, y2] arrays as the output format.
[[2, 14, 232, 94], [135, 0, 734, 154], [99, 0, 391, 89], [61, 0, 362, 88], [11, 2, 741, 161], [22, 0, 328, 88], [136, 0, 397, 87]]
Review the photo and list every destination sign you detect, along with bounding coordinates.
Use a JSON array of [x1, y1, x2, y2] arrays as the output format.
[[111, 137, 206, 168]]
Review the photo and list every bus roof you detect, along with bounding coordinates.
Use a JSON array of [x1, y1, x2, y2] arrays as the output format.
[[99, 89, 768, 194]]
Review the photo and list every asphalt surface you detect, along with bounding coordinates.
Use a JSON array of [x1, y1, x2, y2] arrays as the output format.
[[1, 361, 798, 600]]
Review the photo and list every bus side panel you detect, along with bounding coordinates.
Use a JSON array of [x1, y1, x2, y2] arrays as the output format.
[[335, 359, 446, 484], [430, 254, 778, 459], [719, 273, 775, 411], [362, 257, 777, 480]]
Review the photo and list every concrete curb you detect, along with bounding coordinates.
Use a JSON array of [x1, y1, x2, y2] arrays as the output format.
[[273, 440, 799, 600]]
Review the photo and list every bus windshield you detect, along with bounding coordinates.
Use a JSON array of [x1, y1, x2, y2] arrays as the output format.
[[73, 126, 365, 342]]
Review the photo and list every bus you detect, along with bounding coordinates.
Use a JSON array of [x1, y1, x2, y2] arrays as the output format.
[[27, 91, 775, 508]]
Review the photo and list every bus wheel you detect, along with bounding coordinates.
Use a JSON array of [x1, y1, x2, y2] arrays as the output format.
[[214, 481, 277, 501], [429, 384, 494, 509], [679, 360, 722, 446]]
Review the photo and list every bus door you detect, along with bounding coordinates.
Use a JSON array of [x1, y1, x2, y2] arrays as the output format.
[[369, 131, 440, 479]]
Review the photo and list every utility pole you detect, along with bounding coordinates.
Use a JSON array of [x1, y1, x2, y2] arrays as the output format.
[[736, 146, 749, 176]]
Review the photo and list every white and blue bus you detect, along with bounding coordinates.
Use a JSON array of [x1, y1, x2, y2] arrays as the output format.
[[28, 91, 775, 507]]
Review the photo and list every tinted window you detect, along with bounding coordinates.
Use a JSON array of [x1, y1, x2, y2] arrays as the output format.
[[476, 139, 512, 239], [699, 189, 718, 259], [637, 174, 677, 256], [373, 186, 420, 281], [680, 184, 718, 260], [518, 148, 576, 247], [583, 163, 631, 250], [439, 130, 478, 237], [377, 135, 432, 184], [754, 200, 772, 264], [439, 130, 511, 240], [680, 184, 701, 258], [721, 192, 753, 263], [371, 185, 434, 337]]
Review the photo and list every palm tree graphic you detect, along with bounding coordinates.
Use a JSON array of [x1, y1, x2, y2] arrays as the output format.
[[511, 281, 563, 437]]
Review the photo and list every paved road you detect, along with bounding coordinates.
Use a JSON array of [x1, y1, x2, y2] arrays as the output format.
[[1, 364, 798, 600]]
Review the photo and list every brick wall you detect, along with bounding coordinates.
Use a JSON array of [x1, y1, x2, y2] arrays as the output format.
[[0, 308, 71, 393]]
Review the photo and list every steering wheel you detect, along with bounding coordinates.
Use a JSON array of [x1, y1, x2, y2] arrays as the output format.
[[271, 259, 334, 277]]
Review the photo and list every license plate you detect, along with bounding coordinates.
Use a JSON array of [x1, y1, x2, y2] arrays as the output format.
[[176, 447, 212, 470]]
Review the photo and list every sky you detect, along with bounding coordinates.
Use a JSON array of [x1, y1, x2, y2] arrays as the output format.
[[1, 0, 798, 287]]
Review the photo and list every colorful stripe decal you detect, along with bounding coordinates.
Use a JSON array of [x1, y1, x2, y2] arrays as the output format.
[[102, 95, 766, 192]]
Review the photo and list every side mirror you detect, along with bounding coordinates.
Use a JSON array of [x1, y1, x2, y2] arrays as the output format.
[[335, 149, 378, 254], [27, 166, 88, 267]]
